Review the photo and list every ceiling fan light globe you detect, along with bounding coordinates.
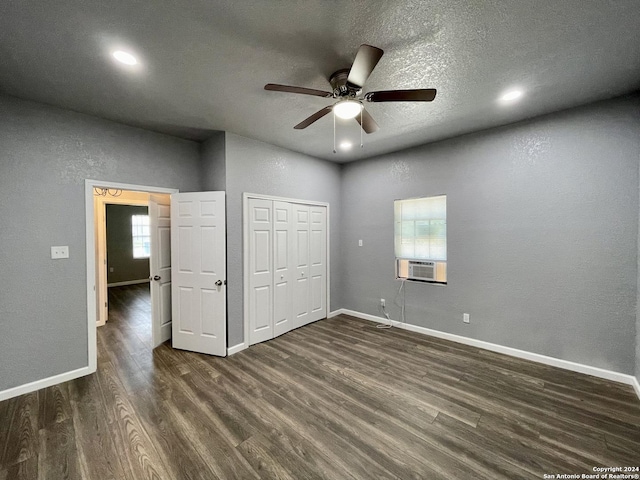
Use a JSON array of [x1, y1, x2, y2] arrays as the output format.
[[333, 100, 362, 119]]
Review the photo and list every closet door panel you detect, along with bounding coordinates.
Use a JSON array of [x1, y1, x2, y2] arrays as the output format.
[[273, 201, 293, 337], [309, 206, 327, 321], [293, 204, 310, 327], [248, 198, 273, 345]]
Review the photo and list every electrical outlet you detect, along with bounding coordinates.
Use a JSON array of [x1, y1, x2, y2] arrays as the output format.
[[109, 267, 114, 273], [463, 313, 470, 323], [51, 246, 69, 259], [380, 298, 385, 307], [358, 239, 363, 247]]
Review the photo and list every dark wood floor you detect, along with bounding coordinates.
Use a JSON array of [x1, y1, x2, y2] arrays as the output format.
[[1, 284, 639, 479]]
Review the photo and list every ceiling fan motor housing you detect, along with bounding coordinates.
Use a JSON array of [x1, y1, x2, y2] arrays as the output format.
[[329, 69, 360, 98]]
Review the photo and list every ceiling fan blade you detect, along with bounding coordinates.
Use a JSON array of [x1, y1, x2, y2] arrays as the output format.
[[355, 107, 379, 134], [347, 44, 384, 88], [294, 106, 333, 129], [265, 83, 332, 98], [365, 89, 437, 102]]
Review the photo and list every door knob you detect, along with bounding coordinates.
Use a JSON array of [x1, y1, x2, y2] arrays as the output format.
[[153, 275, 161, 281], [215, 280, 223, 286]]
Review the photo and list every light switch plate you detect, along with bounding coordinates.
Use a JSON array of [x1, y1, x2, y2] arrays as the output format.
[[51, 246, 69, 259]]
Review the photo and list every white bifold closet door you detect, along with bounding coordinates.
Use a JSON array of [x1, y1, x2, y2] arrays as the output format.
[[248, 198, 327, 346]]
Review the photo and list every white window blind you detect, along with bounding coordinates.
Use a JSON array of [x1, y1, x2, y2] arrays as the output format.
[[394, 195, 446, 261], [132, 215, 150, 259]]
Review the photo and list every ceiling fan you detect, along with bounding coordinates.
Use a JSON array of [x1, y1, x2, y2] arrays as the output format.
[[264, 44, 437, 133]]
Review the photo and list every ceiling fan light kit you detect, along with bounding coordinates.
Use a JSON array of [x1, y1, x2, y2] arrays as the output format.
[[264, 44, 437, 152], [333, 100, 362, 119]]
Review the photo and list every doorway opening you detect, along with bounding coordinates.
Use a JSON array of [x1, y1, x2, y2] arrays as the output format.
[[85, 180, 177, 373], [95, 189, 152, 327], [96, 190, 156, 353]]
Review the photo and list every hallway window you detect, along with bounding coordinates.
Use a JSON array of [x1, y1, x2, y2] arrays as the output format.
[[132, 215, 150, 258]]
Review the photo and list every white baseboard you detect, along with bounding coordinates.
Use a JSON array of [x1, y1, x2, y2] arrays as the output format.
[[107, 279, 150, 288], [227, 342, 247, 356], [336, 309, 640, 398], [0, 366, 92, 402]]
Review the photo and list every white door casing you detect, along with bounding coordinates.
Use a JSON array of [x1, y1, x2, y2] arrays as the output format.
[[248, 198, 273, 345], [171, 192, 227, 356], [150, 194, 172, 347], [95, 200, 107, 325], [273, 201, 294, 338]]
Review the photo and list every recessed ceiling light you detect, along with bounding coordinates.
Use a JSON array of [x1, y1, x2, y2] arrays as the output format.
[[499, 89, 524, 104], [339, 141, 353, 151], [112, 50, 138, 66], [333, 100, 362, 119]]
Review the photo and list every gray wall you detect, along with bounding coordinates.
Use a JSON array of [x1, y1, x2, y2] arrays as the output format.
[[0, 94, 201, 391], [341, 95, 640, 375], [106, 204, 150, 284], [200, 132, 226, 191], [224, 132, 342, 347]]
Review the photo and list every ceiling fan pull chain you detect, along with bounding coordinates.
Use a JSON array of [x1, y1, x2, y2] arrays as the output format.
[[333, 109, 337, 154], [360, 104, 364, 148]]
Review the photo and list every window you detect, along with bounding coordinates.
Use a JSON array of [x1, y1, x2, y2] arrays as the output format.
[[394, 195, 447, 283], [132, 215, 150, 258]]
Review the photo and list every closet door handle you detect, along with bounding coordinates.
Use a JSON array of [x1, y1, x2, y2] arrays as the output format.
[[215, 280, 223, 286]]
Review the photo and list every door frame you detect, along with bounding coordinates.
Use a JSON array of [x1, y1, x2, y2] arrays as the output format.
[[242, 192, 330, 350], [85, 179, 178, 373]]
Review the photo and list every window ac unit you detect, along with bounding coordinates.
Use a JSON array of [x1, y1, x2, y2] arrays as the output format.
[[408, 260, 436, 281]]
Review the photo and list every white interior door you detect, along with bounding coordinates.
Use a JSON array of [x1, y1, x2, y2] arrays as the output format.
[[150, 194, 172, 347], [273, 201, 294, 337], [248, 198, 273, 345], [171, 192, 227, 356], [309, 206, 327, 322], [292, 204, 311, 328]]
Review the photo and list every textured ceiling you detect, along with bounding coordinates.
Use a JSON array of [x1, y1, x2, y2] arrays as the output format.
[[1, 1, 639, 162]]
